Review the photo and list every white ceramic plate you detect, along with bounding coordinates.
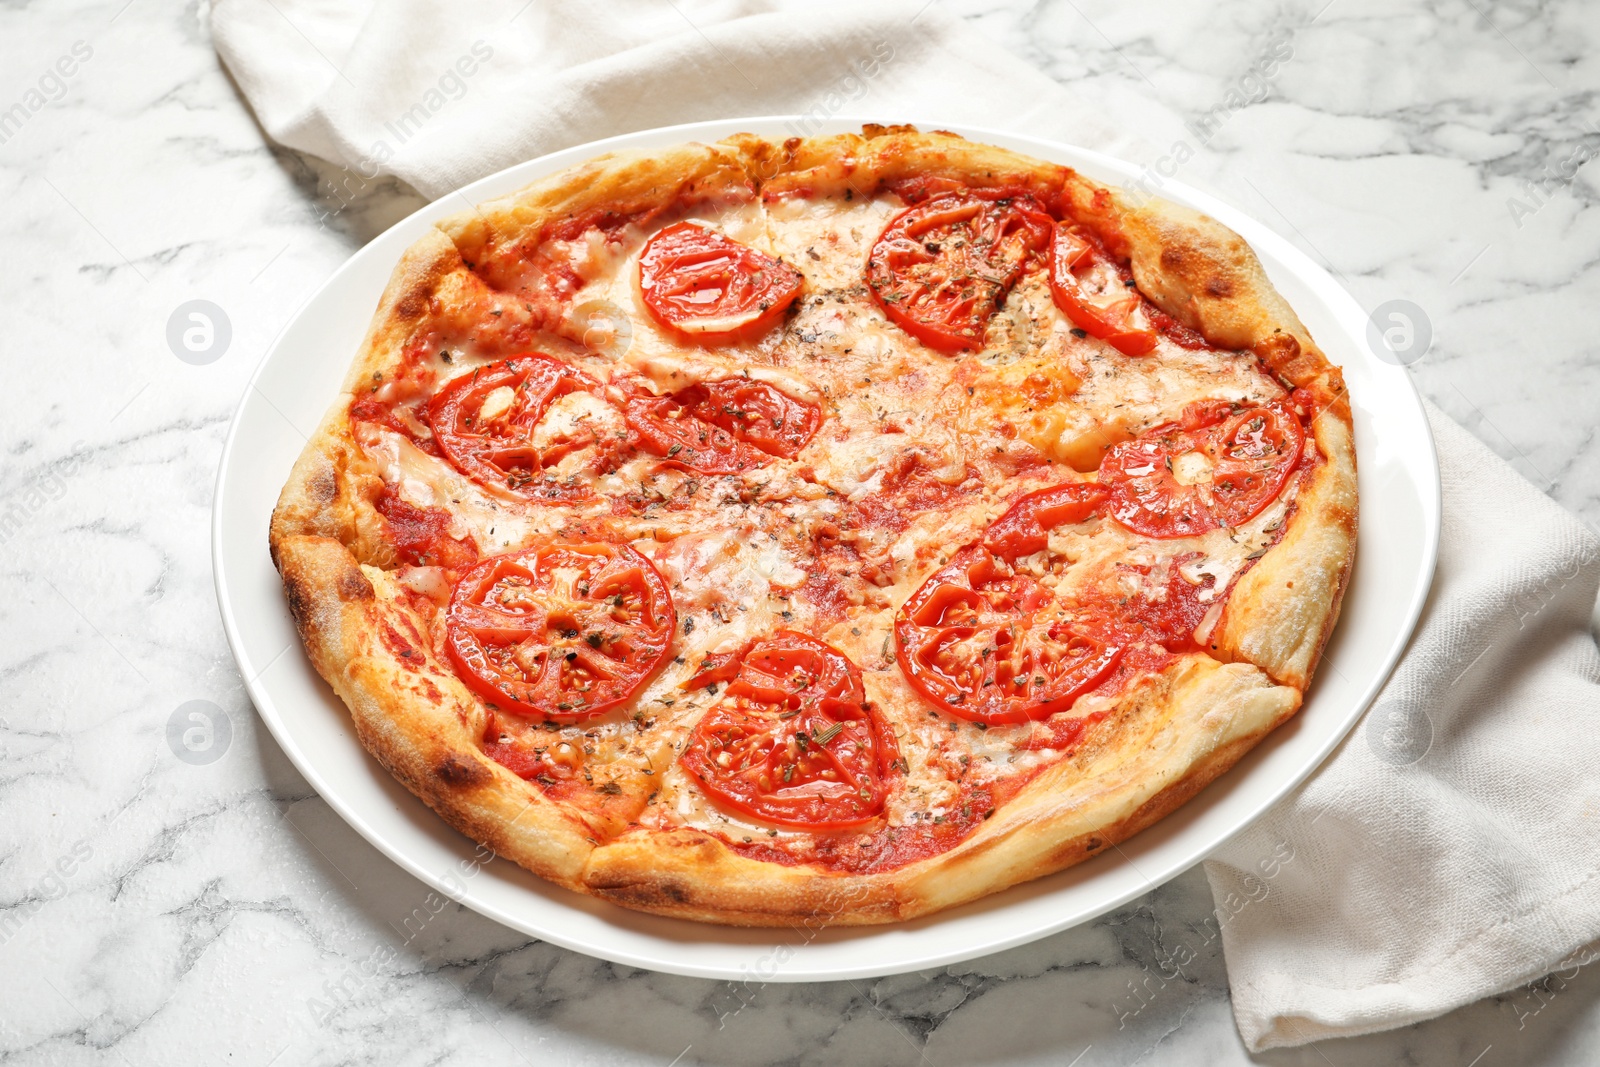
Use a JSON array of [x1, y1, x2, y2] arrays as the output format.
[[214, 117, 1439, 982]]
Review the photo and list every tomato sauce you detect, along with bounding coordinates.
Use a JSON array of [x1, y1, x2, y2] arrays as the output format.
[[1020, 709, 1106, 752], [481, 713, 589, 797], [797, 566, 851, 625], [350, 396, 438, 455], [839, 454, 978, 540], [727, 783, 998, 874], [373, 486, 478, 569], [379, 618, 426, 671]]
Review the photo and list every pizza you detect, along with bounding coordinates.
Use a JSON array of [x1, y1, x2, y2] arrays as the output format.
[[269, 125, 1355, 926]]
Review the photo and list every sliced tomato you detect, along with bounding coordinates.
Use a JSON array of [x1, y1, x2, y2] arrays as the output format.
[[895, 545, 1124, 725], [637, 222, 804, 341], [623, 377, 821, 474], [983, 482, 1109, 561], [688, 378, 821, 458], [684, 645, 748, 691], [444, 542, 676, 721], [427, 354, 605, 502], [1205, 401, 1307, 527], [895, 475, 1119, 724], [1099, 399, 1305, 538], [866, 193, 1054, 352], [623, 391, 763, 474], [1048, 224, 1160, 356], [679, 631, 898, 829]]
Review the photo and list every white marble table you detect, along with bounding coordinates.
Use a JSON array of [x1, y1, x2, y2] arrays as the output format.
[[3, 0, 1598, 1063]]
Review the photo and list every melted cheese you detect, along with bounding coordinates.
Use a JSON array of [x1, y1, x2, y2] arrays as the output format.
[[529, 390, 628, 489], [358, 425, 548, 553]]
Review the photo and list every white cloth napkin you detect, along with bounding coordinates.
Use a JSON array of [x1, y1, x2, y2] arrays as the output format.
[[211, 0, 1143, 201], [213, 1, 1600, 1050], [1205, 401, 1600, 1049]]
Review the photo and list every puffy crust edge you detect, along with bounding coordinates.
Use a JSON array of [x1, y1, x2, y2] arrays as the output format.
[[436, 142, 758, 258]]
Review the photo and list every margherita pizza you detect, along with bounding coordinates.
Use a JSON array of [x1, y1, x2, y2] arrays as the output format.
[[269, 126, 1355, 926]]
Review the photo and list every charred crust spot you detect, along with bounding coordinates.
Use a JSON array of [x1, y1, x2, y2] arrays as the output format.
[[308, 463, 338, 505], [1255, 332, 1302, 363], [395, 287, 429, 321], [1160, 246, 1188, 272], [739, 139, 785, 184], [338, 566, 375, 602], [395, 251, 458, 320], [283, 574, 313, 631], [1204, 274, 1235, 299], [435, 754, 490, 788], [587, 874, 691, 906]]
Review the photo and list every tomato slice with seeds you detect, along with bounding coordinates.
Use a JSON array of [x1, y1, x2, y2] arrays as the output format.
[[428, 354, 605, 502], [444, 542, 676, 721], [896, 486, 1120, 725], [1048, 224, 1160, 356], [866, 192, 1054, 352], [637, 222, 804, 341], [623, 377, 821, 474], [1099, 399, 1305, 538], [623, 391, 763, 474], [679, 631, 898, 830], [895, 545, 1124, 725]]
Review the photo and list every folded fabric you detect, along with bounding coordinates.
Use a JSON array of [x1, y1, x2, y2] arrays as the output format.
[[212, 1, 1600, 1049], [1204, 400, 1600, 1049], [212, 0, 1142, 200]]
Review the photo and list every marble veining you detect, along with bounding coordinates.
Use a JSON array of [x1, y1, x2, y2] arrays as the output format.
[[3, 0, 1600, 1063]]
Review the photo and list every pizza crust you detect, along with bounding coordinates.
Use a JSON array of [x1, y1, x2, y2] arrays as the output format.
[[268, 125, 1357, 926], [438, 142, 755, 259], [274, 534, 600, 887]]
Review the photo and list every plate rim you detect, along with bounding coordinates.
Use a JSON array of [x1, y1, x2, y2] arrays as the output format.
[[212, 114, 1441, 981]]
